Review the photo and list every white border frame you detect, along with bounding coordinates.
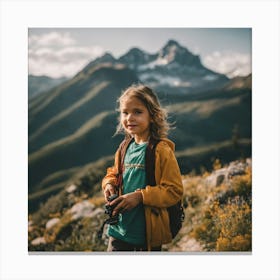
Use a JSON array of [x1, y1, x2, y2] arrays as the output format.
[[1, 0, 279, 280]]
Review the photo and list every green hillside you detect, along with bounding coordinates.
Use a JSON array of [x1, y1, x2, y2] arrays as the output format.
[[29, 65, 139, 152]]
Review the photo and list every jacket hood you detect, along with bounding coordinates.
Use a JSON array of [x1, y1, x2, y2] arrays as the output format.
[[160, 138, 175, 151]]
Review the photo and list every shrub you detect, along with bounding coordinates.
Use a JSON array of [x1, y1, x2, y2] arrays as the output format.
[[191, 166, 252, 251]]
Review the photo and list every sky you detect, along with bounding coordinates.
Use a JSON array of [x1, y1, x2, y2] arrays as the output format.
[[28, 28, 252, 79]]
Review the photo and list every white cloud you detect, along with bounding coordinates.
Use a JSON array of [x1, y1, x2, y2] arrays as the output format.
[[202, 51, 252, 78], [28, 32, 104, 78], [28, 31, 76, 48]]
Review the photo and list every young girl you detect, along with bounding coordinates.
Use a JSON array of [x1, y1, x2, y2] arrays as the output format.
[[102, 84, 183, 251]]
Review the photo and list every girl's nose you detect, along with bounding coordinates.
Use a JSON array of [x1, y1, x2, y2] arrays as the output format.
[[127, 113, 134, 121]]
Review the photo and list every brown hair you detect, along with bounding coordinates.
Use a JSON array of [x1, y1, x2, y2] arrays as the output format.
[[115, 84, 171, 140]]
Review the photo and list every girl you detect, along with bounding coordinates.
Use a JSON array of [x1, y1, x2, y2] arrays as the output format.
[[102, 84, 183, 251]]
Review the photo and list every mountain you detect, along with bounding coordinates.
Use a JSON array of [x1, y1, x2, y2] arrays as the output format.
[[157, 39, 202, 66], [118, 47, 157, 68], [82, 52, 117, 73], [223, 73, 252, 90], [28, 39, 251, 211], [120, 40, 229, 94], [28, 75, 68, 99], [84, 40, 229, 95]]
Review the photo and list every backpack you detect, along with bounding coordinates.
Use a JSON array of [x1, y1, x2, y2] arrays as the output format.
[[118, 137, 184, 239]]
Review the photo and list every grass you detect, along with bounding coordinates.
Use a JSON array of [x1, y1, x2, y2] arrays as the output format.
[[182, 163, 252, 251], [29, 81, 110, 142], [28, 110, 114, 164], [167, 95, 242, 119]]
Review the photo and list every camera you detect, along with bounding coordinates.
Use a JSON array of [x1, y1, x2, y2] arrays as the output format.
[[97, 194, 119, 239], [104, 194, 119, 225]]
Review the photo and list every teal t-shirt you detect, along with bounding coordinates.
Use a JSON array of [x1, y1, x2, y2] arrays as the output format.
[[108, 141, 147, 245]]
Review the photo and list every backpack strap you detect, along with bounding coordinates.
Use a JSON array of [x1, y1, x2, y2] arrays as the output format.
[[145, 138, 160, 186], [116, 137, 134, 193]]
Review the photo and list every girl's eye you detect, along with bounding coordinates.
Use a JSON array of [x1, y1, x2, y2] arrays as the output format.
[[122, 111, 128, 115], [135, 110, 142, 114]]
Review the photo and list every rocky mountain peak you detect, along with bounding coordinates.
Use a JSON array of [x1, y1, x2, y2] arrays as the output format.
[[164, 39, 181, 48], [91, 52, 116, 65], [82, 52, 116, 74], [118, 47, 153, 67], [126, 47, 145, 56], [159, 39, 201, 67], [100, 52, 115, 61]]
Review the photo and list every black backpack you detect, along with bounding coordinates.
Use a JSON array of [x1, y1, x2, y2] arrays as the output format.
[[118, 137, 184, 239]]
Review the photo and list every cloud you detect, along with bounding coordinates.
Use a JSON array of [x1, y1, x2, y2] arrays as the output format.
[[28, 31, 76, 48], [202, 51, 252, 78], [28, 32, 104, 78]]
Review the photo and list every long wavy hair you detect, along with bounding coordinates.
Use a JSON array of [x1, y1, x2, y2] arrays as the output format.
[[115, 84, 171, 140]]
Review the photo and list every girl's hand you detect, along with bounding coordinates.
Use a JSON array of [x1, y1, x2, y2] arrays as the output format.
[[110, 191, 143, 216], [104, 183, 117, 202]]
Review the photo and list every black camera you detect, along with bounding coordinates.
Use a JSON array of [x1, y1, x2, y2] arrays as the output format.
[[97, 194, 120, 239], [104, 194, 119, 225]]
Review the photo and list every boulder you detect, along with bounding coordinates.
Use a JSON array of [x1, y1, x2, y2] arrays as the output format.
[[70, 200, 95, 220], [31, 237, 46, 246], [66, 184, 77, 193], [46, 218, 60, 229]]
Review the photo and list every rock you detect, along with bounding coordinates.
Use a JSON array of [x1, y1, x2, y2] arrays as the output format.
[[31, 237, 46, 246], [70, 200, 95, 220], [228, 161, 246, 178], [246, 158, 252, 166], [28, 220, 34, 232], [216, 174, 225, 186], [91, 207, 104, 218], [205, 168, 228, 188], [46, 218, 60, 229], [66, 184, 77, 193], [205, 159, 251, 188]]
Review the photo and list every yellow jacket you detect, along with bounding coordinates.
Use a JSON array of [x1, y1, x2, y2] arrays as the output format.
[[102, 138, 183, 250]]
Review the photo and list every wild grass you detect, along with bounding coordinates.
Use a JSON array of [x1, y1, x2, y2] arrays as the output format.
[[183, 162, 252, 251]]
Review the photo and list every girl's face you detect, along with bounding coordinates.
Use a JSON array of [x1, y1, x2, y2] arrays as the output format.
[[120, 96, 152, 143]]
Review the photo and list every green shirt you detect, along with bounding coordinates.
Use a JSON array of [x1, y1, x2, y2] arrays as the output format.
[[108, 141, 147, 245]]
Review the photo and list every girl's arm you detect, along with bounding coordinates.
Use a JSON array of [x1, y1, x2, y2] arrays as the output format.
[[102, 150, 120, 200]]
